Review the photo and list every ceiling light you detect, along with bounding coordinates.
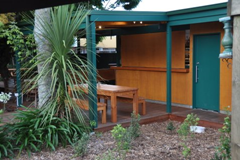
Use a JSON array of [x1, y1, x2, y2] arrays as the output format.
[[140, 21, 143, 24], [99, 26, 102, 29], [133, 21, 136, 24]]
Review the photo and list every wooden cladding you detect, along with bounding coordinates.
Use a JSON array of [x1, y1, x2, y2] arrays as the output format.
[[121, 31, 185, 68]]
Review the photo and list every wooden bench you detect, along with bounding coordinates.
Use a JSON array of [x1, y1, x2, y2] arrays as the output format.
[[73, 98, 107, 124], [98, 95, 146, 115]]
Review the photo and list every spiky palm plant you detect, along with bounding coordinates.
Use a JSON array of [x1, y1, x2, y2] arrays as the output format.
[[22, 5, 96, 125]]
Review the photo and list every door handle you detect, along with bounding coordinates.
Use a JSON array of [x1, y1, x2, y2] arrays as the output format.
[[195, 65, 198, 83]]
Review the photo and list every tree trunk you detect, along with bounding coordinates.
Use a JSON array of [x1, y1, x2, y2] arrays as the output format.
[[34, 8, 52, 108]]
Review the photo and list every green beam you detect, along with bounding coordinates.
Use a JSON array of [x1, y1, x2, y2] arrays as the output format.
[[169, 8, 227, 21], [15, 52, 22, 107], [166, 24, 172, 113], [168, 8, 226, 21], [91, 10, 166, 16], [90, 15, 168, 22], [166, 2, 227, 15], [116, 36, 121, 66], [169, 14, 226, 26], [97, 24, 166, 36], [86, 15, 98, 128]]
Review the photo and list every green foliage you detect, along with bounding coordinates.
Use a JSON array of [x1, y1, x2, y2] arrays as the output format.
[[185, 113, 200, 127], [177, 122, 189, 140], [72, 132, 90, 157], [111, 113, 141, 152], [90, 120, 97, 128], [0, 109, 3, 123], [177, 113, 200, 140], [0, 110, 14, 159], [111, 124, 130, 150], [128, 112, 141, 139], [167, 121, 176, 132], [96, 149, 118, 160], [182, 143, 191, 159], [0, 129, 14, 159], [5, 107, 89, 155], [177, 114, 199, 159], [213, 116, 231, 160], [0, 22, 36, 59]]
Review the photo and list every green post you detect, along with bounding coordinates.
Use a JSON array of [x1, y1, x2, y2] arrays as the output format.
[[15, 52, 22, 107], [166, 24, 172, 113], [116, 36, 121, 66], [86, 15, 98, 128]]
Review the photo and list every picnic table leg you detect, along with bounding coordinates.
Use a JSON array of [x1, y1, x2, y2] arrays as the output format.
[[111, 93, 117, 123], [133, 91, 138, 115]]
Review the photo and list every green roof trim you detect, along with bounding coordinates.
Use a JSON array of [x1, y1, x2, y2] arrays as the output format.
[[90, 10, 168, 22], [166, 2, 227, 15]]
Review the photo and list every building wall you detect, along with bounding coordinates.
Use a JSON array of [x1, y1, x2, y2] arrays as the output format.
[[115, 22, 232, 111], [116, 31, 191, 105]]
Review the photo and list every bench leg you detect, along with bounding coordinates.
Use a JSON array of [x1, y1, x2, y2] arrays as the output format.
[[141, 101, 146, 115], [101, 107, 107, 124]]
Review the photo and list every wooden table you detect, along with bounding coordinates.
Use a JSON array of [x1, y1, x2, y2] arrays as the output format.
[[68, 84, 138, 123]]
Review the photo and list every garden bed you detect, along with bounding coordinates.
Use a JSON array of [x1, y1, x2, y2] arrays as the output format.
[[8, 120, 221, 160]]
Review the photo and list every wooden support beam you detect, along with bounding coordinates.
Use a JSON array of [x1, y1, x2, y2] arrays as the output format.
[[166, 24, 172, 113], [86, 15, 98, 128]]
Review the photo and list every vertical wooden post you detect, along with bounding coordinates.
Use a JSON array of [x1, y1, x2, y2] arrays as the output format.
[[86, 15, 98, 128], [15, 52, 22, 107], [166, 24, 172, 113], [231, 15, 240, 160]]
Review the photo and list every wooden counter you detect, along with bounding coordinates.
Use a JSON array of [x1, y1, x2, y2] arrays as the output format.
[[110, 66, 189, 73]]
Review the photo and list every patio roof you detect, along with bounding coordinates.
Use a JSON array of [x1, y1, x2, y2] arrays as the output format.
[[78, 2, 227, 37]]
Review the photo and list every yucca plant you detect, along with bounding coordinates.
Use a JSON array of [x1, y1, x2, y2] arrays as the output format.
[[21, 4, 97, 125]]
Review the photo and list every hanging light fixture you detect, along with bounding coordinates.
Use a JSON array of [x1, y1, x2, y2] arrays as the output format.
[[219, 16, 233, 59]]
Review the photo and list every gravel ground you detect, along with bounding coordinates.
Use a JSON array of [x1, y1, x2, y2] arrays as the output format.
[[7, 120, 221, 160]]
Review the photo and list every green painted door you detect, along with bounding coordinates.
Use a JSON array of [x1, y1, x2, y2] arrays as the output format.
[[193, 34, 220, 111]]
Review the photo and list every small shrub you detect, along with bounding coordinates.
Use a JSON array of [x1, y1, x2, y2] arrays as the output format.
[[177, 122, 190, 140], [72, 132, 90, 157], [111, 113, 141, 151], [212, 116, 231, 160], [128, 113, 141, 139], [185, 113, 200, 127], [111, 124, 131, 150], [167, 121, 176, 132], [96, 150, 119, 160], [177, 113, 200, 140], [177, 114, 199, 159], [182, 143, 191, 158]]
